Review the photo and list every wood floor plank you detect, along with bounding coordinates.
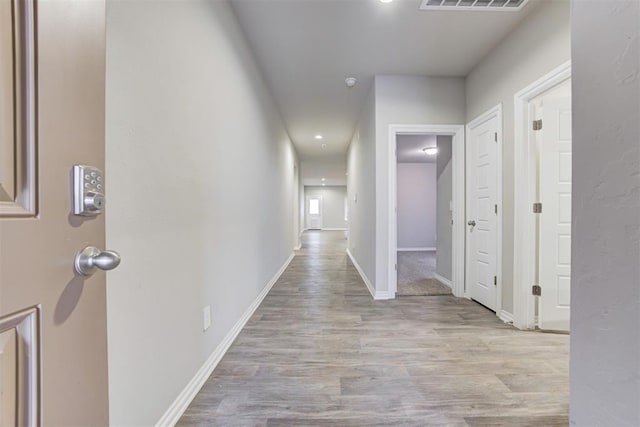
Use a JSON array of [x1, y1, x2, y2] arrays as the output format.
[[178, 231, 569, 426]]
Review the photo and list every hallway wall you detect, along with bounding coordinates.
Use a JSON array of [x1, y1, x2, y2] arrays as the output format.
[[305, 186, 348, 230], [347, 86, 377, 289], [465, 0, 570, 314], [105, 1, 299, 425], [570, 0, 639, 424], [436, 135, 453, 281], [374, 75, 465, 295], [396, 163, 437, 249]]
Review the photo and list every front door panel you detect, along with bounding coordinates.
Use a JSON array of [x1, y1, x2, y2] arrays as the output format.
[[0, 1, 109, 424]]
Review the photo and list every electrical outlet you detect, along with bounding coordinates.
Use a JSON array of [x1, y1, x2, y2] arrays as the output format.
[[202, 306, 211, 331]]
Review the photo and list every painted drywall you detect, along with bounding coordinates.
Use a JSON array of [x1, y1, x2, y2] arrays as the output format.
[[301, 157, 347, 186], [347, 85, 377, 288], [436, 135, 453, 281], [105, 1, 299, 425], [570, 1, 640, 424], [305, 186, 348, 230], [465, 0, 570, 313], [396, 163, 437, 249], [375, 75, 466, 293]]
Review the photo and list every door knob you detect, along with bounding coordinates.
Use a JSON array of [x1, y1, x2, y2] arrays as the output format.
[[74, 246, 121, 276], [467, 220, 477, 227]]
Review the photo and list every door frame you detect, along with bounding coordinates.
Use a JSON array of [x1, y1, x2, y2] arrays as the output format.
[[465, 104, 503, 316], [513, 61, 571, 330], [305, 194, 323, 230], [388, 124, 466, 298]]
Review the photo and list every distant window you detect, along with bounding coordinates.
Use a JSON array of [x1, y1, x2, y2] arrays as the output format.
[[309, 199, 320, 215]]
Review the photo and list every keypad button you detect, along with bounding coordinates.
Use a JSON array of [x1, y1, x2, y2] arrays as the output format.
[[90, 172, 97, 178], [97, 176, 102, 182], [97, 184, 102, 190]]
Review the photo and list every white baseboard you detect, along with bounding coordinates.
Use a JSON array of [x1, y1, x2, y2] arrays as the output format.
[[294, 244, 302, 250], [345, 249, 393, 300], [499, 310, 514, 324], [397, 247, 436, 252], [434, 273, 453, 289], [155, 252, 295, 427], [322, 228, 348, 231]]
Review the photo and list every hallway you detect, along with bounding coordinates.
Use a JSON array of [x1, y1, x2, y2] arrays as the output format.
[[178, 231, 569, 426]]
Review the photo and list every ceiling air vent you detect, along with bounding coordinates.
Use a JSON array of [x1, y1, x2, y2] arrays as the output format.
[[420, 0, 529, 12]]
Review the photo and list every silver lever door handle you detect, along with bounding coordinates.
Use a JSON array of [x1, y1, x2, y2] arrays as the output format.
[[467, 220, 476, 227], [75, 246, 121, 276]]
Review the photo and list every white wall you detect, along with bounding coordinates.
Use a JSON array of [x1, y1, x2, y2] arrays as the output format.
[[436, 135, 453, 281], [465, 0, 570, 313], [347, 85, 377, 287], [570, 0, 640, 424], [105, 1, 299, 425], [396, 163, 436, 249], [304, 186, 348, 230], [375, 75, 466, 293]]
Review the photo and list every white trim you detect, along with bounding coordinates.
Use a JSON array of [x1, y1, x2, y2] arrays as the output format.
[[499, 310, 514, 324], [513, 61, 571, 330], [155, 253, 295, 427], [346, 249, 392, 300], [397, 247, 436, 252], [434, 273, 453, 289], [465, 104, 504, 315], [294, 244, 302, 250], [388, 124, 466, 299], [321, 228, 348, 231]]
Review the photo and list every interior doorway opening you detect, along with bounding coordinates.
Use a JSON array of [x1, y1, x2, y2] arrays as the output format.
[[395, 134, 453, 297], [388, 124, 466, 299]]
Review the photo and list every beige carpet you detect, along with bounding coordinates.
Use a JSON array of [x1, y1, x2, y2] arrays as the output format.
[[397, 251, 452, 296]]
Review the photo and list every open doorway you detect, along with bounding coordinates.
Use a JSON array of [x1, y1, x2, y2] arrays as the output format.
[[395, 135, 452, 296], [388, 124, 465, 298]]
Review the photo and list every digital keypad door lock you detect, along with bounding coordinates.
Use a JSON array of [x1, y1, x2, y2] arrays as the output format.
[[73, 165, 105, 216]]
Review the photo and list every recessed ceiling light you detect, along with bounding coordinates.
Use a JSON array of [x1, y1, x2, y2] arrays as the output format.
[[321, 178, 326, 181], [380, 0, 393, 3], [315, 135, 323, 140], [423, 147, 438, 155], [322, 183, 326, 186]]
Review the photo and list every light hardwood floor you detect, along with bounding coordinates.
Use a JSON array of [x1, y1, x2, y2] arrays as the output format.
[[178, 231, 569, 426]]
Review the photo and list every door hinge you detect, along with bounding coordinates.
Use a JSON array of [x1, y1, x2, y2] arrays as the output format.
[[395, 264, 397, 271], [532, 285, 542, 296], [533, 202, 542, 213], [494, 132, 498, 142], [533, 119, 542, 131], [494, 276, 497, 286], [494, 204, 498, 215]]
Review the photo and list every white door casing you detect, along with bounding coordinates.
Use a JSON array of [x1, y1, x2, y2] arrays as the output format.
[[538, 80, 572, 331], [466, 106, 501, 312], [306, 196, 322, 229]]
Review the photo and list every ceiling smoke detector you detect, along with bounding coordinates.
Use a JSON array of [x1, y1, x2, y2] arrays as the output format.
[[345, 77, 357, 88], [420, 0, 528, 12]]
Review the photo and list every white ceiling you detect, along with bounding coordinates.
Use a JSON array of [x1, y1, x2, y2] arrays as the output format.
[[231, 0, 539, 167], [397, 134, 437, 163]]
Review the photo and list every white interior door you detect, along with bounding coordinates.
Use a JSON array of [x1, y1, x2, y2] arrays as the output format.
[[538, 80, 572, 331], [306, 196, 322, 229], [467, 115, 498, 311]]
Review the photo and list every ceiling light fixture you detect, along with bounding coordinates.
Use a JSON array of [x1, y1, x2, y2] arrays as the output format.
[[315, 135, 323, 140], [345, 77, 357, 88], [423, 147, 438, 156], [380, 0, 393, 3], [321, 178, 326, 181]]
